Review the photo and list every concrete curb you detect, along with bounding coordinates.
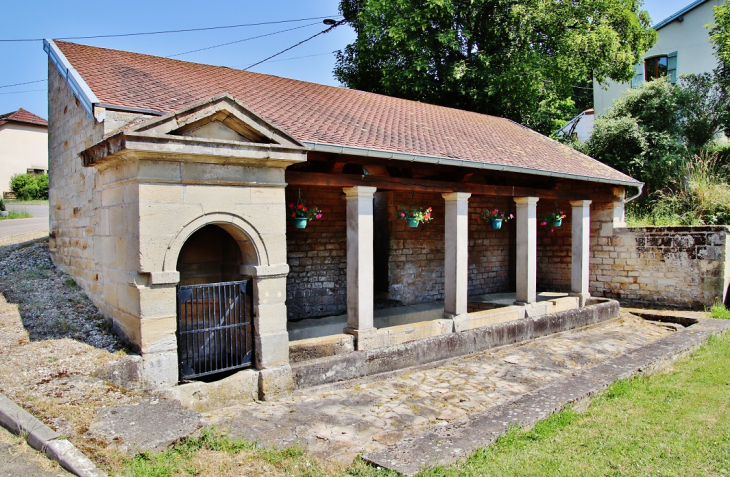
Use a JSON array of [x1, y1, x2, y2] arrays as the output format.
[[0, 392, 106, 477], [363, 315, 730, 475]]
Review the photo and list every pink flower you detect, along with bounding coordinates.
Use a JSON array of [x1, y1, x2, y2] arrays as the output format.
[[550, 228, 555, 233], [401, 213, 406, 217], [540, 221, 547, 226], [509, 214, 514, 218], [316, 214, 322, 219]]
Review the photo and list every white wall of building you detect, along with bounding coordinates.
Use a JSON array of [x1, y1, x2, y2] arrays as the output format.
[[0, 123, 48, 196], [594, 0, 723, 116]]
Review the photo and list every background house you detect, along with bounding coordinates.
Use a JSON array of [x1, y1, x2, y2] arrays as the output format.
[[593, 0, 723, 116], [0, 108, 48, 198]]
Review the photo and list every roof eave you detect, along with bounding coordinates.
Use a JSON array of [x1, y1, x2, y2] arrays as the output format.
[[653, 0, 708, 30], [303, 141, 643, 189], [44, 39, 100, 121]]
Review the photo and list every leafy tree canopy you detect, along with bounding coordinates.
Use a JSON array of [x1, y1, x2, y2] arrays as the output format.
[[335, 0, 657, 135], [579, 75, 730, 195], [709, 1, 730, 70]]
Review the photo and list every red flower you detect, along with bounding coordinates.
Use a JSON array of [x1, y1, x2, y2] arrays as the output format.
[[291, 213, 295, 217], [288, 203, 293, 208], [298, 204, 303, 209], [303, 207, 308, 212]]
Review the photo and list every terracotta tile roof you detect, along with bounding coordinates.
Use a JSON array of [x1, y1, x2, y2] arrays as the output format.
[[54, 41, 638, 185], [0, 108, 48, 128]]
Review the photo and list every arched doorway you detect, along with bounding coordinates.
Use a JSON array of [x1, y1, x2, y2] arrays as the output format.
[[175, 224, 255, 381]]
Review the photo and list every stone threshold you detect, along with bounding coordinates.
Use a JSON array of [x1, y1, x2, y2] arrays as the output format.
[[292, 298, 618, 390], [363, 313, 730, 475]]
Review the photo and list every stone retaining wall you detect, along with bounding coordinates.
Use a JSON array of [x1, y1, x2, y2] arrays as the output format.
[[591, 226, 730, 309], [292, 299, 618, 389]]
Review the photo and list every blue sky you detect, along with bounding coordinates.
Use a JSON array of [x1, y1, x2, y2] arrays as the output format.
[[0, 0, 708, 119]]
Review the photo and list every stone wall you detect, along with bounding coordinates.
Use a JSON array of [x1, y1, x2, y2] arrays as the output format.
[[285, 186, 347, 320], [468, 196, 514, 295], [591, 225, 730, 309], [388, 191, 446, 304], [536, 199, 573, 292], [47, 62, 145, 326]]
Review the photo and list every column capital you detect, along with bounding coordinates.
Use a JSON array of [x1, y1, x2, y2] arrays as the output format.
[[241, 263, 290, 278], [442, 192, 471, 202], [343, 186, 377, 198], [514, 197, 540, 206], [569, 200, 592, 208]]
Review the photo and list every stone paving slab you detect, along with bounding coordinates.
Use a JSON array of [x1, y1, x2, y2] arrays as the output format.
[[86, 398, 204, 454], [206, 312, 677, 464], [363, 316, 730, 475]]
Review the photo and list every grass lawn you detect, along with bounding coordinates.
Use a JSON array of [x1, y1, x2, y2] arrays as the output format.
[[5, 199, 49, 205], [0, 211, 32, 220], [117, 326, 730, 477]]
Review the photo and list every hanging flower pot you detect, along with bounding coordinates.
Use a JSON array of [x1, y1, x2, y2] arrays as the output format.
[[288, 188, 323, 230], [293, 217, 309, 229], [477, 209, 513, 229], [398, 205, 433, 228], [540, 203, 566, 232]]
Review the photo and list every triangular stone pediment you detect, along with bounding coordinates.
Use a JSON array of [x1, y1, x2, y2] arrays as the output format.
[[129, 94, 303, 148]]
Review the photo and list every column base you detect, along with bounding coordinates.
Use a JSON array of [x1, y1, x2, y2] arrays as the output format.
[[343, 327, 389, 350], [258, 365, 293, 401], [513, 301, 549, 318], [569, 292, 591, 308]]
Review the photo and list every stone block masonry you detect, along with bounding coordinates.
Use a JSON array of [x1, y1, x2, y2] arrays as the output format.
[[591, 226, 730, 309], [285, 186, 347, 320]]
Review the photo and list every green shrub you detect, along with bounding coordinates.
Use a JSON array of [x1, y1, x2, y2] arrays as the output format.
[[9, 173, 48, 200], [652, 152, 730, 225]]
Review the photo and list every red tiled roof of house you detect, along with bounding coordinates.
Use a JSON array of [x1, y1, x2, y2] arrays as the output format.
[[0, 108, 48, 128], [54, 41, 638, 185]]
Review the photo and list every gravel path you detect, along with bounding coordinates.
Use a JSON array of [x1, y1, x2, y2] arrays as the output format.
[[0, 239, 125, 352]]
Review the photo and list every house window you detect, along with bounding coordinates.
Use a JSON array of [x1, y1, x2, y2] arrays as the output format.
[[644, 56, 668, 81]]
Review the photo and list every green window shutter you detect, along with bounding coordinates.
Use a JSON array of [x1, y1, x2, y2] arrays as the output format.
[[667, 51, 678, 83], [630, 62, 644, 88]]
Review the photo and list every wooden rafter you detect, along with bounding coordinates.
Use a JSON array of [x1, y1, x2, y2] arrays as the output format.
[[285, 171, 617, 201]]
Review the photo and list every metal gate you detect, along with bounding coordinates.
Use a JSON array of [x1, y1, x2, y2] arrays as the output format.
[[176, 280, 253, 381]]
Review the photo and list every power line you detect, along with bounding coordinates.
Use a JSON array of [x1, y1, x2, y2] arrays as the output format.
[[264, 51, 336, 64], [0, 79, 46, 89], [0, 88, 46, 95], [168, 22, 321, 58], [0, 15, 341, 42], [244, 21, 343, 71], [230, 51, 335, 68]]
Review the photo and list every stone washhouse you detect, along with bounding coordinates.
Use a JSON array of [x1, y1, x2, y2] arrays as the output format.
[[44, 40, 640, 401]]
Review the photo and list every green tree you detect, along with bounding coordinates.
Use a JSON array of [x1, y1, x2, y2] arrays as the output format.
[[335, 0, 656, 135], [709, 1, 730, 71], [581, 75, 730, 195]]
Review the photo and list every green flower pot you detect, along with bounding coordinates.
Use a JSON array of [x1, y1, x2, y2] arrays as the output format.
[[293, 217, 308, 229], [552, 219, 562, 227], [491, 218, 502, 230], [407, 217, 419, 228]]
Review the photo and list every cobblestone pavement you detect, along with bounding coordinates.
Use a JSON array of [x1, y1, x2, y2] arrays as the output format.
[[207, 312, 673, 463]]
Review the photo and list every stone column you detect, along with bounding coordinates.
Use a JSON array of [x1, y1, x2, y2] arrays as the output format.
[[442, 192, 471, 317], [241, 263, 292, 400], [343, 186, 377, 347], [514, 197, 539, 304], [570, 200, 592, 306]]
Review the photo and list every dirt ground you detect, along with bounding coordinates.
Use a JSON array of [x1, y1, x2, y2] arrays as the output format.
[[0, 239, 147, 469]]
